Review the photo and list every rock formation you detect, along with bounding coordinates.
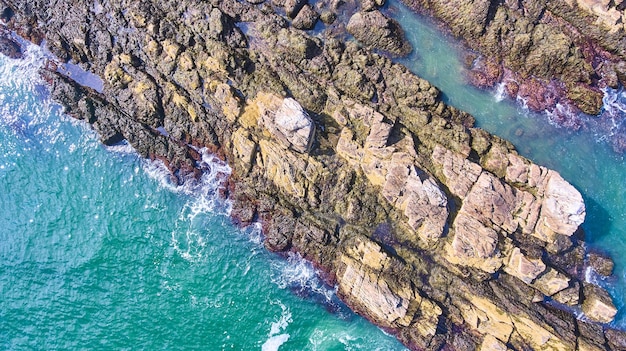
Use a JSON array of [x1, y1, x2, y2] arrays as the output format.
[[401, 0, 626, 151], [1, 0, 625, 349]]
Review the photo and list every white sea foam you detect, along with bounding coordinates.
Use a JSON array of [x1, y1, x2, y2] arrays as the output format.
[[261, 301, 292, 351], [261, 334, 290, 351], [493, 82, 506, 102], [271, 252, 336, 305]]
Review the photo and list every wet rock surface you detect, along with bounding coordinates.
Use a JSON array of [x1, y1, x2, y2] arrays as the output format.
[[2, 0, 625, 349]]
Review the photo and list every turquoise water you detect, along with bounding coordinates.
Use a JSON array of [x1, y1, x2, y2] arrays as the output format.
[[392, 0, 626, 326], [0, 44, 408, 349], [3, 4, 626, 349]]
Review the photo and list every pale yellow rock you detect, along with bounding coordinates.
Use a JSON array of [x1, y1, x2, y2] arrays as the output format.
[[463, 295, 514, 343], [504, 247, 546, 284], [336, 128, 363, 166], [578, 338, 606, 351], [103, 60, 133, 88], [177, 51, 195, 71], [345, 238, 389, 271], [534, 171, 585, 242], [412, 297, 443, 337], [432, 145, 482, 198], [162, 39, 181, 61], [338, 255, 416, 327], [259, 139, 307, 198], [214, 83, 241, 123], [511, 315, 572, 351], [532, 268, 571, 296], [480, 334, 508, 351], [231, 128, 256, 172]]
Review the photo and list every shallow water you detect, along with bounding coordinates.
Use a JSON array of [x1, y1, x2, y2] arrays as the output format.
[[0, 42, 408, 350], [392, 0, 626, 325]]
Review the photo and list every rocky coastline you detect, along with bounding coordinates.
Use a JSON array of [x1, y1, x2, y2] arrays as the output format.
[[1, 0, 626, 349], [400, 0, 626, 152]]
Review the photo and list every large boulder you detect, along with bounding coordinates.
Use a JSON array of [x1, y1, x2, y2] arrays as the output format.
[[346, 10, 412, 57], [582, 284, 618, 323], [257, 93, 316, 153]]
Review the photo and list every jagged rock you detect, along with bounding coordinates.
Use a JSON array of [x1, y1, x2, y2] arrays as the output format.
[[588, 252, 615, 276], [7, 0, 621, 349], [257, 93, 315, 153], [285, 0, 307, 18], [582, 284, 618, 323], [274, 97, 315, 153], [480, 334, 509, 351], [337, 237, 442, 332], [292, 4, 319, 30], [535, 171, 586, 241], [606, 329, 626, 351], [504, 247, 546, 284], [0, 34, 22, 59], [346, 10, 412, 57]]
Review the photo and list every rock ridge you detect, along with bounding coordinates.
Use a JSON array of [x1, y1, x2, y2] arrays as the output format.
[[1, 0, 625, 349]]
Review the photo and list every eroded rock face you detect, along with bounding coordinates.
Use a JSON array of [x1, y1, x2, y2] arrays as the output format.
[[3, 0, 621, 349]]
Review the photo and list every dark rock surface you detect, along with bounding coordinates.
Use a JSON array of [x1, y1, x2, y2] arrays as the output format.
[[346, 10, 412, 57], [2, 0, 625, 349]]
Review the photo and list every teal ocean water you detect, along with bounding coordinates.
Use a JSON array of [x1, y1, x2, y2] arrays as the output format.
[[2, 4, 626, 350], [0, 44, 407, 349]]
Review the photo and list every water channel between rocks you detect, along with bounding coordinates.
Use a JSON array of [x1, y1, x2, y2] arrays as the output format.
[[390, 0, 626, 326]]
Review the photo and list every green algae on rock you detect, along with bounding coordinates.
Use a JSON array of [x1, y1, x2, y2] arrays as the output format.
[[2, 0, 625, 349]]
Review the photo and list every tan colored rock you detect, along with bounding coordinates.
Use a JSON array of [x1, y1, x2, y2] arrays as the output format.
[[452, 213, 499, 259], [534, 171, 586, 242], [504, 247, 546, 284], [480, 334, 509, 351], [460, 295, 514, 343], [578, 337, 606, 351], [258, 139, 323, 198], [462, 172, 518, 233], [336, 238, 439, 329], [432, 145, 482, 198], [231, 128, 256, 172], [402, 168, 448, 240], [511, 315, 572, 351], [582, 284, 618, 323], [255, 93, 316, 153], [273, 97, 315, 153], [214, 83, 241, 123], [532, 268, 571, 296]]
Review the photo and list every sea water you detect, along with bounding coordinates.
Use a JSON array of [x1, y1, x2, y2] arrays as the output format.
[[2, 4, 626, 349], [391, 0, 626, 326], [0, 42, 407, 349]]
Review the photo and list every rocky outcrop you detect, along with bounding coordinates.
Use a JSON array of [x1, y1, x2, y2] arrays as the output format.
[[401, 0, 626, 150], [2, 0, 625, 349], [346, 10, 412, 57]]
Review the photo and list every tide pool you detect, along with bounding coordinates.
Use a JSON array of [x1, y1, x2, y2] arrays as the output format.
[[0, 41, 407, 350]]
